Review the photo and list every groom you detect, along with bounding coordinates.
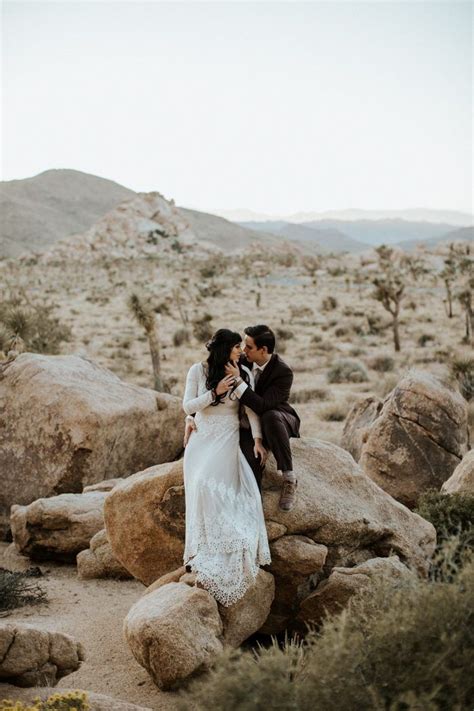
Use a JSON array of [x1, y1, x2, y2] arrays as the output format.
[[226, 325, 300, 511]]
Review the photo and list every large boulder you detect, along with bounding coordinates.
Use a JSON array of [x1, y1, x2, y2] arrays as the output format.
[[441, 449, 474, 495], [0, 353, 183, 539], [104, 461, 184, 585], [123, 582, 224, 690], [358, 370, 469, 507], [10, 491, 106, 561], [107, 438, 436, 633], [217, 569, 275, 648], [0, 622, 84, 687], [341, 395, 383, 461], [77, 528, 133, 579]]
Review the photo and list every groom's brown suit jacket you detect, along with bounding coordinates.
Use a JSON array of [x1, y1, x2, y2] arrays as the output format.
[[239, 353, 300, 437]]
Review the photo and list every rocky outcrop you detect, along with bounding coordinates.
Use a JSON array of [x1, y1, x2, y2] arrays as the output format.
[[341, 395, 383, 461], [125, 569, 275, 689], [441, 449, 474, 495], [217, 570, 275, 648], [0, 623, 84, 687], [297, 555, 415, 628], [76, 528, 133, 579], [0, 352, 184, 539], [10, 492, 107, 561], [107, 438, 436, 635], [123, 582, 224, 690], [357, 370, 469, 507], [104, 461, 185, 585]]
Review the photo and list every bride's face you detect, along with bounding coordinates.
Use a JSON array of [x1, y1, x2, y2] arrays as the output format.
[[229, 342, 242, 363]]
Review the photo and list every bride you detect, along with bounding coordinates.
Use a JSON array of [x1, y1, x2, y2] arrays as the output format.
[[182, 328, 271, 606]]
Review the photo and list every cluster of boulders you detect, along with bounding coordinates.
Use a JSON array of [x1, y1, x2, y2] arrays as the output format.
[[1, 353, 473, 695], [100, 437, 438, 687]]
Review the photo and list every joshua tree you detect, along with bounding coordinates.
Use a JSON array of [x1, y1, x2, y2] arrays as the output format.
[[453, 243, 473, 344], [440, 243, 458, 318], [127, 292, 166, 392], [371, 245, 427, 352]]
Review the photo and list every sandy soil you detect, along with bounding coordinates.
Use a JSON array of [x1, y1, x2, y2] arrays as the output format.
[[0, 543, 180, 711]]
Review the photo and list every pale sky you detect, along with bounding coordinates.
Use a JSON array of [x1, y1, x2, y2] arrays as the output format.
[[2, 0, 472, 214]]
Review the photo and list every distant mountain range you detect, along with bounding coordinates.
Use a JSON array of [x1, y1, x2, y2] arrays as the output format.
[[1, 169, 472, 259], [213, 207, 473, 227]]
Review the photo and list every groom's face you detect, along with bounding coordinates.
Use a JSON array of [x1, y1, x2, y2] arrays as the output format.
[[244, 335, 267, 364]]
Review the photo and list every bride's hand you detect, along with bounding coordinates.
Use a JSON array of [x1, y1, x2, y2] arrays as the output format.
[[216, 375, 235, 395], [225, 361, 240, 378], [254, 439, 268, 465]]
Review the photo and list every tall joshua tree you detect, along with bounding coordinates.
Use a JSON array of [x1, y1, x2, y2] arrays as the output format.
[[127, 292, 166, 392], [454, 243, 473, 344], [440, 243, 458, 318], [371, 245, 426, 352]]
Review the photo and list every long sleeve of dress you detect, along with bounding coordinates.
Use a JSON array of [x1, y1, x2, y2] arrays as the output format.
[[183, 363, 215, 415]]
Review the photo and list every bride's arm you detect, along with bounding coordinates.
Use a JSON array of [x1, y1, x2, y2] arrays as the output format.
[[182, 363, 216, 415], [245, 405, 262, 440]]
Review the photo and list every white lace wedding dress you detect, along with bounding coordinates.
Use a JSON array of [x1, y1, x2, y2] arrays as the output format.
[[182, 361, 271, 606]]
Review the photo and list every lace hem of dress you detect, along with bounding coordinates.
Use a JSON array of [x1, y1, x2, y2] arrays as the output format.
[[184, 544, 272, 606]]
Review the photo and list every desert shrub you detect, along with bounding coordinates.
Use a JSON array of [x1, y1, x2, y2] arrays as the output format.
[[418, 333, 435, 347], [0, 567, 47, 614], [333, 326, 347, 337], [415, 489, 474, 578], [321, 296, 337, 311], [276, 328, 294, 341], [310, 333, 322, 344], [327, 358, 369, 384], [178, 541, 474, 711], [349, 347, 366, 357], [450, 355, 474, 401], [193, 314, 214, 342], [0, 690, 90, 710], [290, 388, 329, 404], [318, 401, 350, 421], [373, 372, 399, 398], [290, 305, 313, 319], [173, 328, 191, 347], [0, 303, 72, 355], [367, 354, 395, 372]]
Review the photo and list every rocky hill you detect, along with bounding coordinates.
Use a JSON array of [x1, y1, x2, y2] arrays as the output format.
[[0, 169, 136, 258]]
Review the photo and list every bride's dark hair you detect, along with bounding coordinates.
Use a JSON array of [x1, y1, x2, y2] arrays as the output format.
[[205, 328, 249, 406]]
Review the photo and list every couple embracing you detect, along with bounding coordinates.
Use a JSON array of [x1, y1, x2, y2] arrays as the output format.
[[182, 324, 300, 607]]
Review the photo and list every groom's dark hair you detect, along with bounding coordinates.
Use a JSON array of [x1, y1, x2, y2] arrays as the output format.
[[244, 325, 276, 353]]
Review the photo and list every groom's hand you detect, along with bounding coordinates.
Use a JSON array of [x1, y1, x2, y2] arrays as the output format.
[[254, 439, 268, 466], [225, 361, 240, 378]]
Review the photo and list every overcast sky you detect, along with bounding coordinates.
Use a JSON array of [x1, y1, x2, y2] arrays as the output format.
[[2, 0, 472, 214]]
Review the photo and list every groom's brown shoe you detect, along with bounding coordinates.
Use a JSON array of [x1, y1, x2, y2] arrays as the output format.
[[279, 478, 297, 511]]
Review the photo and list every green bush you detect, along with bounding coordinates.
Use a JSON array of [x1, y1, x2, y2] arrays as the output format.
[[415, 489, 474, 580], [327, 358, 369, 384], [178, 542, 474, 711], [0, 690, 90, 710], [0, 567, 47, 613], [0, 303, 72, 355], [367, 354, 395, 372]]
